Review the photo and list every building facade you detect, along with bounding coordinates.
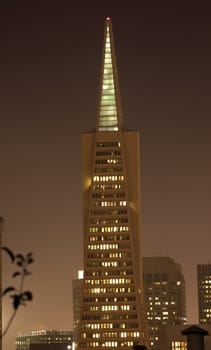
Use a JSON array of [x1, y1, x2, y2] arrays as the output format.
[[143, 257, 186, 349], [16, 330, 72, 350], [77, 18, 148, 350], [72, 271, 84, 348], [197, 264, 211, 324]]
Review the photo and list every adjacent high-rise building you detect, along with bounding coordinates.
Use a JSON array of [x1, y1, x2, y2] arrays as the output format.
[[197, 264, 211, 324], [16, 330, 72, 350], [77, 18, 148, 350], [143, 257, 187, 350]]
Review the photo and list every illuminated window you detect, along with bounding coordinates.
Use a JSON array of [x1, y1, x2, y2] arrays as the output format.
[[171, 341, 187, 350]]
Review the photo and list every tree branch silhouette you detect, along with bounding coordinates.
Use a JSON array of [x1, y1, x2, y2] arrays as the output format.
[[1, 247, 34, 338]]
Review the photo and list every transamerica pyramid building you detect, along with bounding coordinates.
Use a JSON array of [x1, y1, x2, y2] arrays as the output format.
[[78, 18, 149, 350]]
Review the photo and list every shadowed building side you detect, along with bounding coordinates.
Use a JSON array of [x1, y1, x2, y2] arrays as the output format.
[[16, 330, 72, 350], [197, 264, 211, 324], [143, 256, 186, 350], [77, 18, 148, 350], [73, 271, 84, 348]]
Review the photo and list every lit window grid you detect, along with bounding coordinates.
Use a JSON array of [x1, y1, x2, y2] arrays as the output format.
[[83, 143, 140, 344], [93, 175, 124, 182], [198, 265, 211, 323], [88, 157, 130, 253], [144, 274, 186, 349], [89, 226, 129, 233]]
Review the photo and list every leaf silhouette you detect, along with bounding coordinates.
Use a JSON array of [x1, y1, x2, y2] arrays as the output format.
[[2, 246, 35, 338], [2, 287, 16, 296], [11, 294, 21, 310], [26, 252, 34, 265], [27, 257, 34, 264], [16, 254, 25, 260], [21, 291, 33, 302], [2, 247, 15, 262], [13, 271, 21, 278], [16, 254, 25, 266], [16, 254, 25, 267]]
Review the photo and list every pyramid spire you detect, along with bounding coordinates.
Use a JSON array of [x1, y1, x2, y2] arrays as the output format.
[[97, 17, 122, 132]]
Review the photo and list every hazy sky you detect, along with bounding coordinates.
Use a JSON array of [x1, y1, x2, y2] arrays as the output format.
[[1, 1, 211, 349]]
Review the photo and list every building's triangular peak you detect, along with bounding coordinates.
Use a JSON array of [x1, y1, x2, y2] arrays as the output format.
[[97, 17, 123, 132]]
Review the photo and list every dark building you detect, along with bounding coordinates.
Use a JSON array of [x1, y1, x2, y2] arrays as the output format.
[[30, 345, 71, 350], [197, 264, 211, 324], [16, 330, 72, 350], [143, 256, 187, 349]]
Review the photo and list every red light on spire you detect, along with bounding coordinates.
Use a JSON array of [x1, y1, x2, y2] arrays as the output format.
[[106, 17, 110, 21]]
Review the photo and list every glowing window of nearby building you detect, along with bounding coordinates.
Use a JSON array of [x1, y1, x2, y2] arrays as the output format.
[[78, 270, 84, 279], [104, 341, 118, 347], [171, 341, 187, 350]]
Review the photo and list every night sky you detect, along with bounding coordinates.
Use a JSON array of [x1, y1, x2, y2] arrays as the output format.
[[1, 1, 211, 349]]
